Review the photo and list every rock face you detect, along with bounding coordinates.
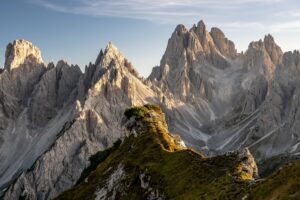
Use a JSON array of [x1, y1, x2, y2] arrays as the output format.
[[149, 20, 237, 102], [2, 42, 158, 200], [148, 20, 299, 166], [28, 60, 82, 127], [0, 40, 46, 118], [245, 34, 283, 80], [0, 40, 80, 198], [1, 19, 300, 200]]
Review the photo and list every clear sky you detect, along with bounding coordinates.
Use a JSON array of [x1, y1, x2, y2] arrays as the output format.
[[1, 0, 300, 77]]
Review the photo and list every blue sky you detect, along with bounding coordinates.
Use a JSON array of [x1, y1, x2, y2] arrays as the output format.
[[1, 0, 300, 77]]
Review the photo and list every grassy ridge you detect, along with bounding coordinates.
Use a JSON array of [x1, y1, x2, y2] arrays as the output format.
[[249, 162, 300, 200], [56, 105, 254, 200], [75, 139, 122, 185]]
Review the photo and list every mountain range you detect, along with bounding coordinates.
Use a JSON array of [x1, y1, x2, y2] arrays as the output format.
[[1, 20, 300, 199]]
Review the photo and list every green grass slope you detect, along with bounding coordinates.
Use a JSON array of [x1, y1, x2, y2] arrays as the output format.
[[55, 105, 258, 200], [249, 162, 300, 200]]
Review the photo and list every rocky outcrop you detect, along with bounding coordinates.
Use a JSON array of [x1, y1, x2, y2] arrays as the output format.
[[233, 148, 259, 180]]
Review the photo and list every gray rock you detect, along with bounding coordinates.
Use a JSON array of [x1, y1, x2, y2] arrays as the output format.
[[2, 42, 159, 200], [2, 20, 300, 200]]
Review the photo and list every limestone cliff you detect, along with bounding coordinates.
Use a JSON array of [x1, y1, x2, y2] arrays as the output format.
[[1, 19, 300, 200]]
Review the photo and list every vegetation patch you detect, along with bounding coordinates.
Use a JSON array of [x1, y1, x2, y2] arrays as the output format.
[[249, 162, 300, 200], [76, 139, 122, 185], [58, 104, 297, 200]]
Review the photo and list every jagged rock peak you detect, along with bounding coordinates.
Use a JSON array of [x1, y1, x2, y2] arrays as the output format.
[[174, 24, 188, 34], [4, 39, 44, 70], [95, 50, 104, 66], [248, 34, 283, 65], [190, 20, 206, 34], [190, 20, 211, 53], [55, 59, 80, 71], [99, 42, 139, 77], [96, 41, 125, 68], [281, 50, 300, 74], [87, 41, 140, 86], [263, 34, 283, 64], [197, 20, 206, 31], [210, 27, 225, 37], [171, 19, 237, 58], [105, 41, 119, 54], [56, 59, 69, 67], [210, 27, 237, 58], [264, 34, 275, 43], [94, 42, 119, 67], [47, 62, 55, 70]]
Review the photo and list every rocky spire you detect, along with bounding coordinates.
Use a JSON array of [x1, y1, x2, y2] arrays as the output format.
[[78, 41, 142, 100], [194, 20, 207, 49], [95, 49, 104, 66], [4, 39, 44, 70], [245, 34, 283, 80], [149, 19, 236, 101], [210, 27, 237, 58], [197, 20, 206, 38], [97, 41, 125, 69], [263, 34, 283, 65]]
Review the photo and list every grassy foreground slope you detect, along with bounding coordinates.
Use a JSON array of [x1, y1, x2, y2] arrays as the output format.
[[55, 105, 259, 200], [249, 162, 300, 200]]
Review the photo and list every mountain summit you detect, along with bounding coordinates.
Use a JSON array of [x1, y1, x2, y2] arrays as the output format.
[[148, 20, 300, 166], [1, 20, 300, 199], [5, 39, 44, 70]]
